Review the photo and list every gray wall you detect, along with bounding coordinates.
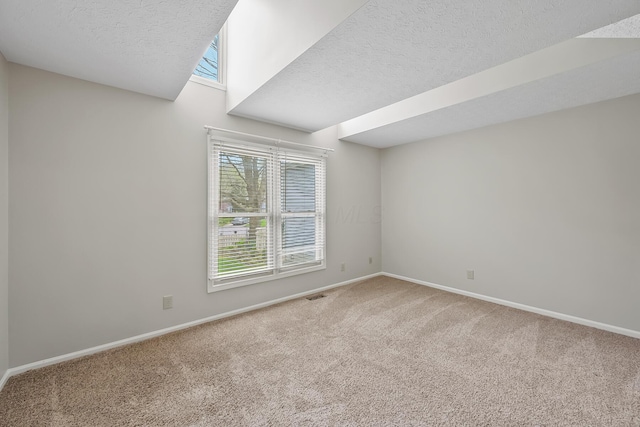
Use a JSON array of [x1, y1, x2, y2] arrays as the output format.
[[9, 59, 638, 369], [8, 64, 381, 367], [382, 93, 640, 332], [0, 52, 9, 377]]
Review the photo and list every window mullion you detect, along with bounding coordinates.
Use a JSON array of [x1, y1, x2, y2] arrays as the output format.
[[273, 150, 283, 271], [314, 159, 321, 263], [209, 140, 220, 280]]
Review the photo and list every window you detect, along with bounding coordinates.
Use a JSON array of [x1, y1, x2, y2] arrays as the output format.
[[191, 27, 225, 89], [193, 34, 220, 81], [207, 137, 326, 292]]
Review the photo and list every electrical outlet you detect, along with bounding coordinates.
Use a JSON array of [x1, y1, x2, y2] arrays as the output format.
[[369, 257, 373, 264], [163, 295, 173, 310], [341, 263, 346, 272], [467, 270, 475, 280]]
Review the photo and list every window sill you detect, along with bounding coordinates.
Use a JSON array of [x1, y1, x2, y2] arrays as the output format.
[[190, 75, 226, 91], [207, 263, 326, 293]]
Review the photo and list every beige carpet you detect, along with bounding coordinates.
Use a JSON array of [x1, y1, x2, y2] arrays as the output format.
[[1, 276, 639, 426]]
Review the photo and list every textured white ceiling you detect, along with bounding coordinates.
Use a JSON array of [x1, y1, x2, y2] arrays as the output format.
[[344, 49, 640, 148], [580, 14, 640, 38], [1, 0, 639, 147], [338, 38, 640, 142], [229, 0, 640, 132], [0, 0, 238, 100]]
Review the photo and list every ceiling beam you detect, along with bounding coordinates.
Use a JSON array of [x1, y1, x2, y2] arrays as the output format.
[[338, 38, 640, 144]]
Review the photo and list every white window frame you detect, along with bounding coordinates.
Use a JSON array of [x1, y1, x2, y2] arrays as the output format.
[[190, 24, 227, 91], [207, 135, 327, 293]]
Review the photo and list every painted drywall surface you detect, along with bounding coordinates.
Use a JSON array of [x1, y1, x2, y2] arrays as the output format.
[[381, 93, 640, 331], [225, 0, 368, 114], [339, 39, 640, 147], [229, 1, 640, 133], [0, 0, 239, 100], [7, 64, 381, 367], [0, 52, 9, 378]]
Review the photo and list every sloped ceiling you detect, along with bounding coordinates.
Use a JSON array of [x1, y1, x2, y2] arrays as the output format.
[[338, 38, 640, 147], [0, 0, 238, 100], [227, 1, 640, 147], [343, 46, 640, 147], [580, 13, 640, 38], [1, 1, 639, 147]]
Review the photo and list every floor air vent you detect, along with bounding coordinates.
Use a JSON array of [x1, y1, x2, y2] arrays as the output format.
[[306, 294, 326, 301]]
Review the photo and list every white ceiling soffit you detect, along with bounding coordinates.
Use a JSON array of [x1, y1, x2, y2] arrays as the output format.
[[0, 0, 238, 100], [228, 0, 640, 132], [339, 38, 640, 148]]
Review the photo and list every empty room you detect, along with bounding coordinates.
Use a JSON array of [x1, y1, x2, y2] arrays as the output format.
[[1, 0, 640, 425]]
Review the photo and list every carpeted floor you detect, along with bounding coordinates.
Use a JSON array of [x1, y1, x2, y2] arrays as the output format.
[[1, 276, 639, 426]]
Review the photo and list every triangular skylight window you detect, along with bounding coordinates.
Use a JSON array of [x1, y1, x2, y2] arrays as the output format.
[[193, 34, 220, 82]]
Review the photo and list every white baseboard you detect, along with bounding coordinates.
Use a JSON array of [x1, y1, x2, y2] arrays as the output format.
[[8, 270, 633, 393], [383, 272, 640, 339], [2, 273, 382, 388], [0, 369, 9, 391]]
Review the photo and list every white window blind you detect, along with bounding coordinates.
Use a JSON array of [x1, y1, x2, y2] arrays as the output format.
[[208, 137, 326, 292]]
